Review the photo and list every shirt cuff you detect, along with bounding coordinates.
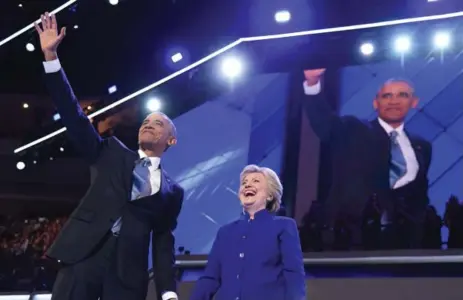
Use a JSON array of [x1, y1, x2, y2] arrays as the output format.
[[303, 80, 321, 95], [162, 291, 178, 300], [43, 59, 62, 73]]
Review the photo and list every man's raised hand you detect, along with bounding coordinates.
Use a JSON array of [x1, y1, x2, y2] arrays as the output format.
[[34, 12, 66, 60]]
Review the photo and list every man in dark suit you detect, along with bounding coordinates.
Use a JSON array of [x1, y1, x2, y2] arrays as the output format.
[[35, 13, 183, 300], [302, 69, 432, 249]]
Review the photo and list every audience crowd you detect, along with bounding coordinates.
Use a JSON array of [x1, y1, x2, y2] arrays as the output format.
[[299, 195, 463, 251], [0, 195, 462, 293], [0, 216, 66, 292]]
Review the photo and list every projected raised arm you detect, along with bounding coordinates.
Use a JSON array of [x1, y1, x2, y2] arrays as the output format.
[[303, 69, 325, 95], [301, 68, 345, 142]]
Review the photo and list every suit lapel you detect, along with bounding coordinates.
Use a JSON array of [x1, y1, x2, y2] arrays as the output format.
[[406, 132, 425, 175], [160, 167, 172, 197], [370, 119, 391, 158], [125, 150, 140, 200]]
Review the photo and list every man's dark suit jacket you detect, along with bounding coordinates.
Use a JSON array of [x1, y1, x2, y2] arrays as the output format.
[[43, 68, 184, 296], [303, 86, 432, 227]]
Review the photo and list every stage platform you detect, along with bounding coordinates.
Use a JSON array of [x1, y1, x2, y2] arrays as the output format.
[[3, 250, 463, 300]]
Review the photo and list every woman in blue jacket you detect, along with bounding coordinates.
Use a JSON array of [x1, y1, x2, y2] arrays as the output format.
[[190, 164, 306, 300]]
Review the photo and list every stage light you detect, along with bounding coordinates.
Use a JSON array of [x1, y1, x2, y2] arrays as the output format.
[[394, 36, 411, 53], [108, 85, 117, 94], [33, 160, 37, 164], [146, 98, 161, 112], [434, 31, 450, 49], [26, 43, 35, 52], [275, 10, 291, 23], [221, 56, 243, 79], [360, 43, 374, 56], [109, 0, 119, 5], [16, 161, 26, 170], [53, 113, 61, 121], [59, 147, 64, 152], [13, 11, 463, 154], [23, 103, 29, 109], [18, 3, 23, 7], [171, 53, 183, 63], [73, 25, 79, 29]]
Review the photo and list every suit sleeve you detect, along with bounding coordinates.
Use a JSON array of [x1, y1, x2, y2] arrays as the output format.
[[43, 61, 102, 162], [152, 187, 184, 298], [190, 228, 223, 300], [302, 79, 344, 142], [280, 219, 306, 300]]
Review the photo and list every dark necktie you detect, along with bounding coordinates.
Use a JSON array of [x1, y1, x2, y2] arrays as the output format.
[[389, 131, 407, 188], [111, 157, 152, 235]]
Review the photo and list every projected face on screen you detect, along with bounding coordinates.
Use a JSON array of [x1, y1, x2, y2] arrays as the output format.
[[297, 25, 462, 253], [373, 80, 418, 125]]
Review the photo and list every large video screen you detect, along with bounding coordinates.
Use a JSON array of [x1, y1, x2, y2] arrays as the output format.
[[296, 53, 463, 251]]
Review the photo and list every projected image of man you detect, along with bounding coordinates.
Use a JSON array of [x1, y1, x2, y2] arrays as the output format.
[[303, 69, 432, 250], [34, 12, 183, 300]]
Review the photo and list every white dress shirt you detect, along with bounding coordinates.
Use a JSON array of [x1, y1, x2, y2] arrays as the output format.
[[377, 118, 419, 189], [138, 150, 162, 194], [43, 59, 177, 300], [302, 80, 419, 189]]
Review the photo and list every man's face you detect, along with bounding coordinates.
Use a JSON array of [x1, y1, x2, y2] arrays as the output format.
[[373, 81, 418, 124], [138, 113, 176, 151]]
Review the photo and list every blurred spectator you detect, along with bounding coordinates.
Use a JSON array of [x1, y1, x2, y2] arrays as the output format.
[[422, 205, 442, 249], [0, 215, 67, 292], [444, 195, 463, 249]]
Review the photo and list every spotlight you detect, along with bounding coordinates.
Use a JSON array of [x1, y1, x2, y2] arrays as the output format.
[[146, 98, 161, 112], [18, 3, 23, 7], [59, 147, 64, 152], [171, 53, 183, 63], [434, 31, 450, 49], [108, 85, 117, 94], [73, 25, 79, 29], [26, 43, 35, 52], [23, 103, 29, 109], [274, 10, 291, 23], [394, 36, 411, 53], [360, 43, 374, 56], [109, 0, 119, 5], [16, 161, 26, 170], [53, 113, 61, 121], [221, 56, 243, 79]]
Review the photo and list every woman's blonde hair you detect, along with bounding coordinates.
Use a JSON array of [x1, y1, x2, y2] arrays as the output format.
[[239, 164, 283, 212]]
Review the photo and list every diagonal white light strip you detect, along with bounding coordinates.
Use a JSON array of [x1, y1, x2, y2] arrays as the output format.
[[241, 11, 463, 42], [0, 0, 78, 48], [13, 10, 463, 153], [13, 39, 243, 153]]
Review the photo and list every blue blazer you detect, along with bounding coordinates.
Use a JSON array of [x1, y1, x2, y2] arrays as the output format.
[[190, 209, 306, 300]]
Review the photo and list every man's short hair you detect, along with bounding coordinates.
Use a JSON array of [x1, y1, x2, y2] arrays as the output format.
[[147, 112, 177, 138], [376, 78, 416, 98]]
